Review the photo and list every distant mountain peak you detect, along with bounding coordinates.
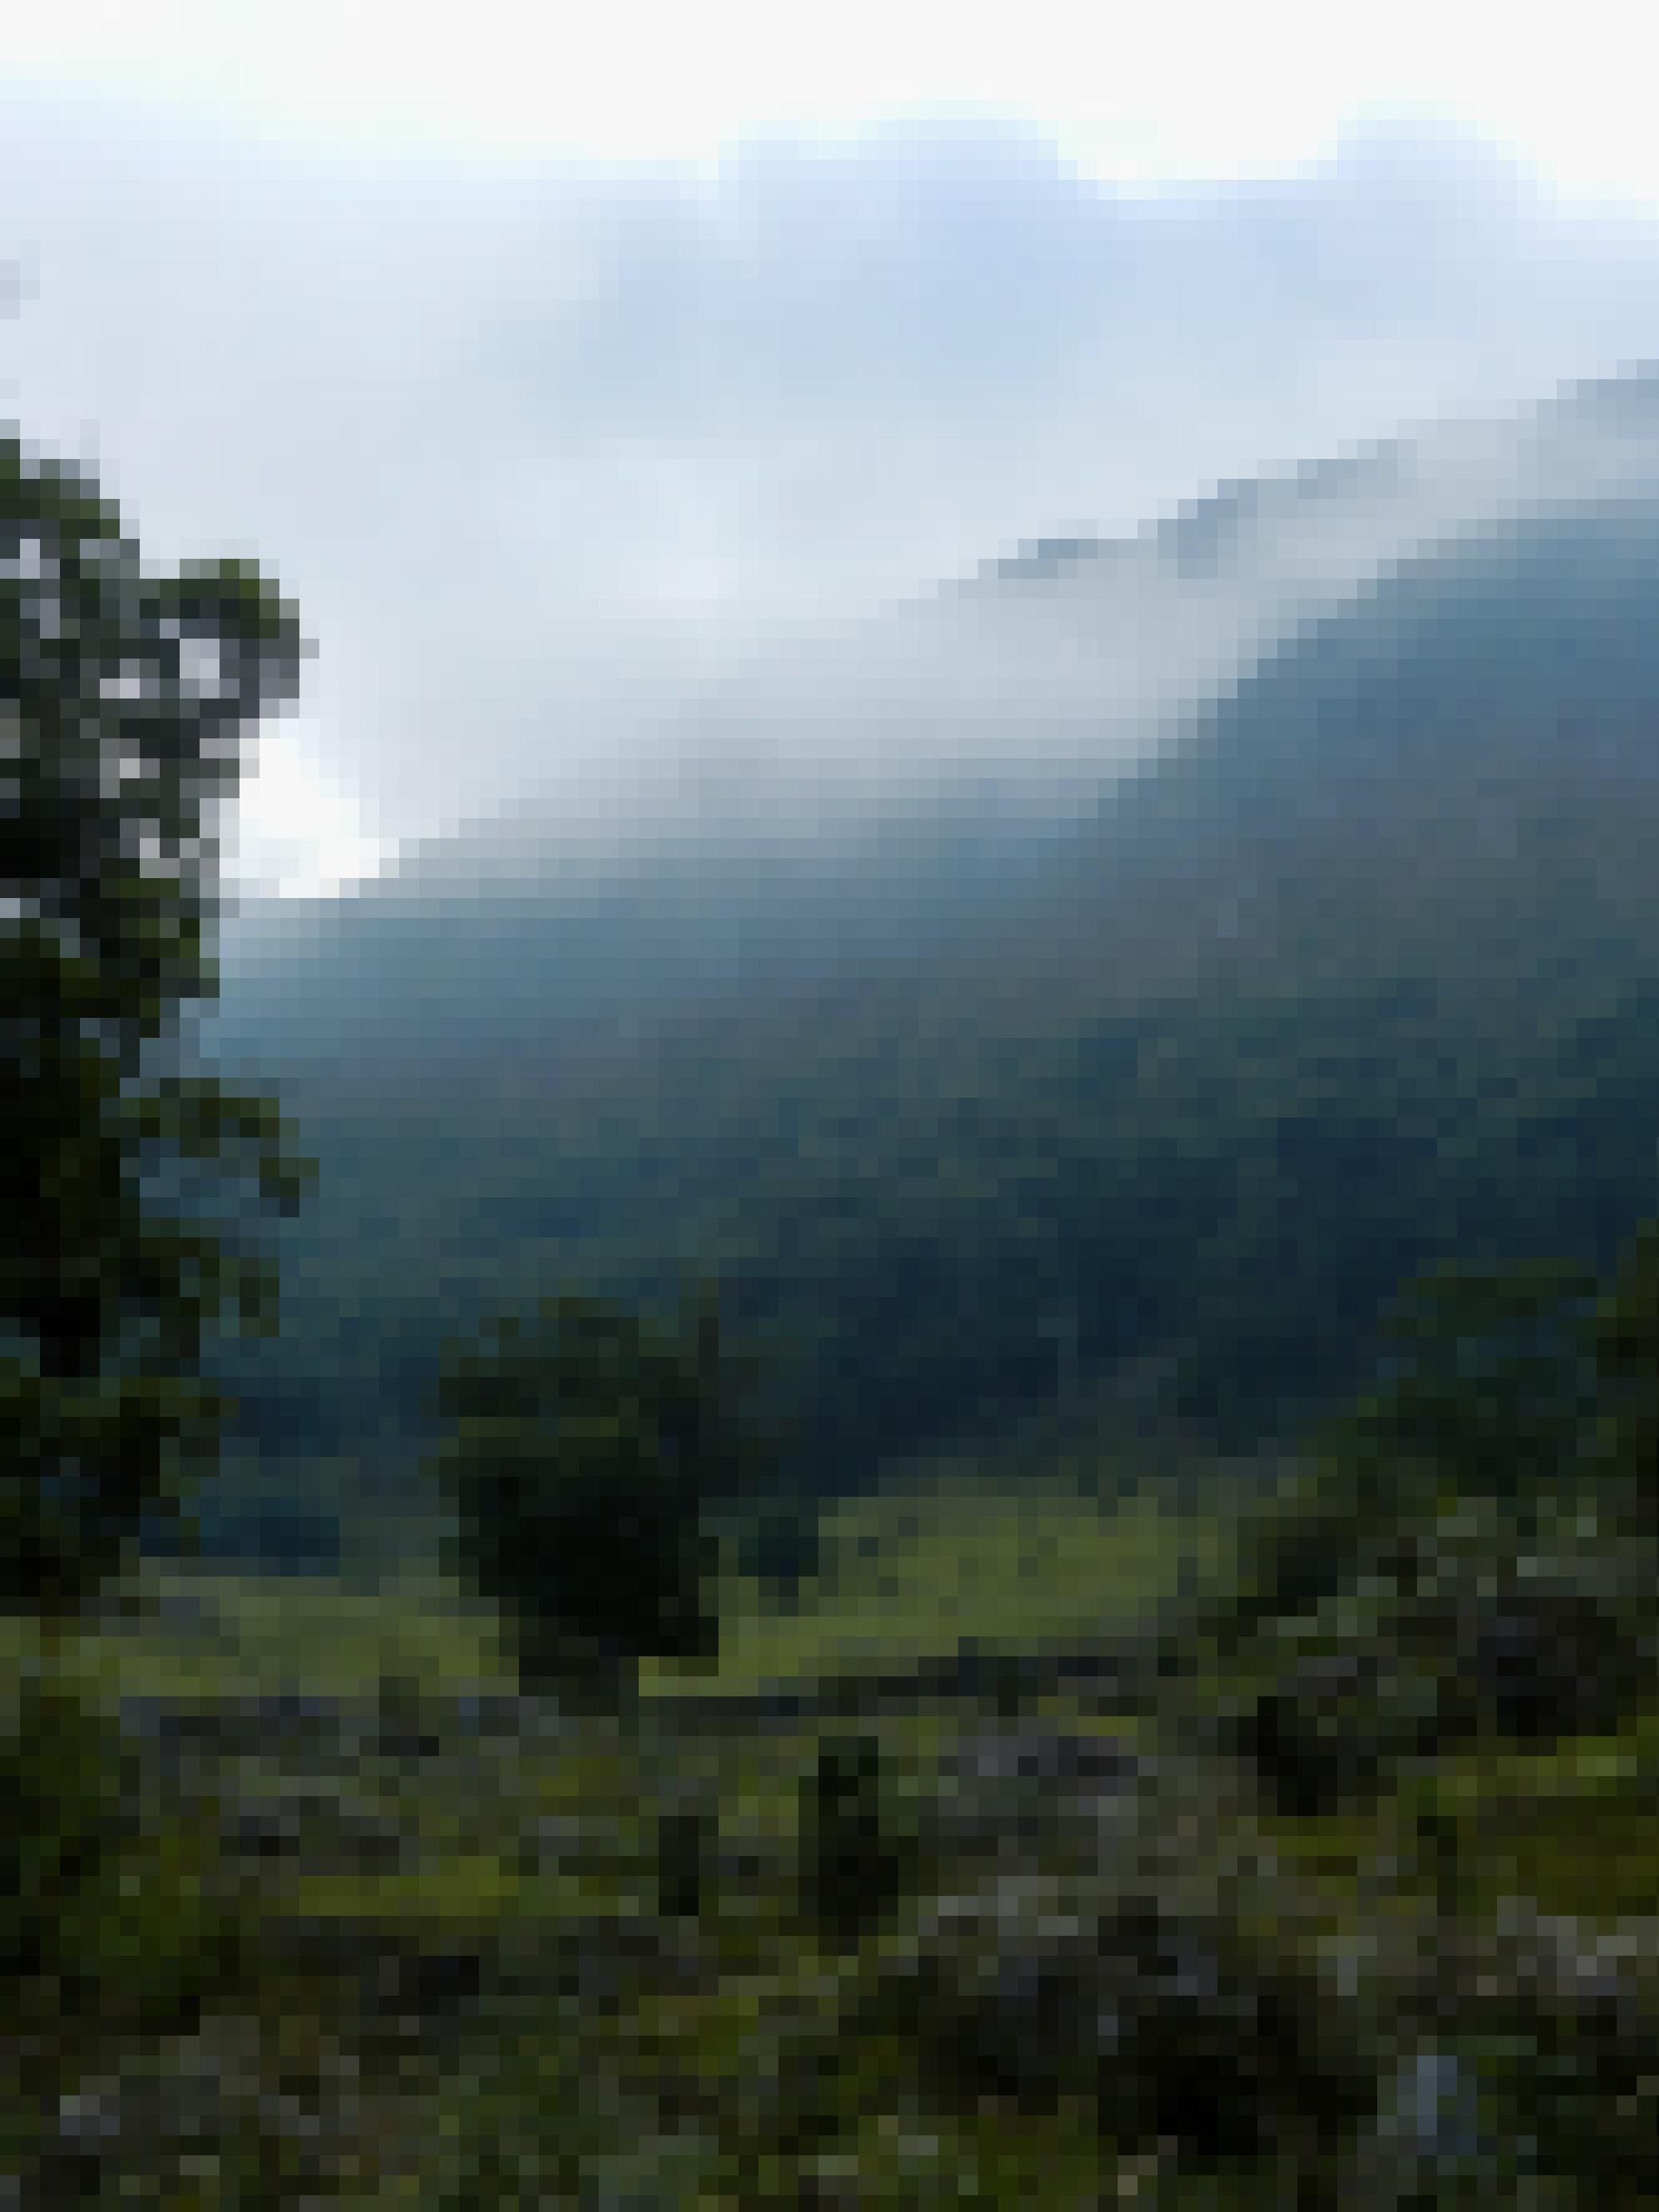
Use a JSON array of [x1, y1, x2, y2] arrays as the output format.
[[1150, 437, 1411, 579], [1541, 359, 1659, 433], [976, 532, 1115, 587], [955, 431, 1416, 603], [955, 362, 1659, 617]]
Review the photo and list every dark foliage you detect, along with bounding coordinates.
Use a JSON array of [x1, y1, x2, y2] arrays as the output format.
[[1216, 1235, 1659, 1814], [798, 1730, 917, 1950], [196, 493, 1659, 1574], [430, 1278, 778, 1699], [0, 431, 311, 1617]]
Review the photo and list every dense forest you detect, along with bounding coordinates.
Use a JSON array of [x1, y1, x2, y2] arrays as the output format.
[[194, 479, 1659, 1580]]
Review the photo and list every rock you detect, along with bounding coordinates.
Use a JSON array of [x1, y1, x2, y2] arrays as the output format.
[[450, 1688, 536, 1739], [233, 1689, 354, 1755], [19, 2016, 362, 2202], [518, 1814, 600, 1875], [1226, 1499, 1659, 1814], [928, 1716, 1158, 1875], [366, 1945, 484, 2024], [877, 1877, 1369, 2165], [858, 1730, 1372, 2168], [928, 1724, 1147, 1859], [1360, 2045, 1494, 2200], [117, 1696, 240, 1760], [222, 1793, 306, 1861], [279, 1918, 490, 2048], [220, 1783, 414, 1872], [1344, 1905, 1659, 2198], [940, 1724, 1142, 1793]]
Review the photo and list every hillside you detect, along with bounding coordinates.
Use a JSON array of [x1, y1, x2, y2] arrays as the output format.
[[191, 370, 1659, 1574]]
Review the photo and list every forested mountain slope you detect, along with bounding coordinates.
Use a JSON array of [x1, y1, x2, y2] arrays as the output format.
[[192, 377, 1659, 1571]]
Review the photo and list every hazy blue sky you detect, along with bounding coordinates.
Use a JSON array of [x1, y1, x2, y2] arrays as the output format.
[[6, 7, 1659, 892]]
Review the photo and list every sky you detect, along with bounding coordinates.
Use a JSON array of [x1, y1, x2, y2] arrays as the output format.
[[7, 2, 1659, 895]]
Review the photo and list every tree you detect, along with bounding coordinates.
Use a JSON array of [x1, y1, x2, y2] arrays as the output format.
[[1218, 1252, 1603, 1643], [1320, 1253, 1602, 1507], [1588, 1214, 1659, 1521], [798, 1730, 916, 1951], [430, 1276, 774, 1704], [0, 420, 323, 2197], [0, 429, 313, 1623]]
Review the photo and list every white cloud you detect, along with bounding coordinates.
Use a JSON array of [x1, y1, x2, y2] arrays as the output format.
[[7, 83, 1659, 895], [13, 0, 1659, 212]]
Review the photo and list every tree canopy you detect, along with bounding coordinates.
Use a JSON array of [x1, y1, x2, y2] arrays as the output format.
[[0, 430, 313, 1620], [430, 1277, 779, 1702]]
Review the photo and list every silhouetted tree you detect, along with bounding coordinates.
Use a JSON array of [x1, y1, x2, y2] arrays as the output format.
[[0, 428, 312, 1623], [0, 416, 313, 2194], [1589, 1214, 1659, 1522], [430, 1276, 774, 1705]]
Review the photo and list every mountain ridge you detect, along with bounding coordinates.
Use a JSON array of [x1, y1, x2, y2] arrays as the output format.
[[192, 361, 1659, 1574]]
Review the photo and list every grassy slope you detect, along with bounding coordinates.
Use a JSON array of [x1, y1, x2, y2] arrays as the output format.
[[48, 1465, 1659, 1950], [35, 1474, 1221, 1706]]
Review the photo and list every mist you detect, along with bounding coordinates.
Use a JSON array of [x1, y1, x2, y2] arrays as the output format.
[[7, 95, 1659, 889]]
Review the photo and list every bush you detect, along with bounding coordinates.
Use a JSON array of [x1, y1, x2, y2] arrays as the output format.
[[872, 1879, 1373, 2170], [798, 1731, 921, 1951], [2, 1662, 270, 2171], [1222, 1490, 1659, 1815]]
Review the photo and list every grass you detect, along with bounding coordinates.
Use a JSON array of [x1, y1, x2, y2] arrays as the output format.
[[0, 1569, 511, 1711], [5, 1473, 1221, 1707], [653, 1474, 1226, 1694], [15, 1463, 1659, 2202]]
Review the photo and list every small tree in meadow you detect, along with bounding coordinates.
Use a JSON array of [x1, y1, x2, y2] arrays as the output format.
[[430, 1276, 774, 1709]]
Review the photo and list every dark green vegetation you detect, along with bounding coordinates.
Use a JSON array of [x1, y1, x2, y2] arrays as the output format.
[[13, 1244, 1659, 2202], [200, 479, 1659, 1585], [2, 438, 311, 1612], [430, 1279, 779, 1703], [13, 390, 1659, 2201], [1, 429, 324, 2197]]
